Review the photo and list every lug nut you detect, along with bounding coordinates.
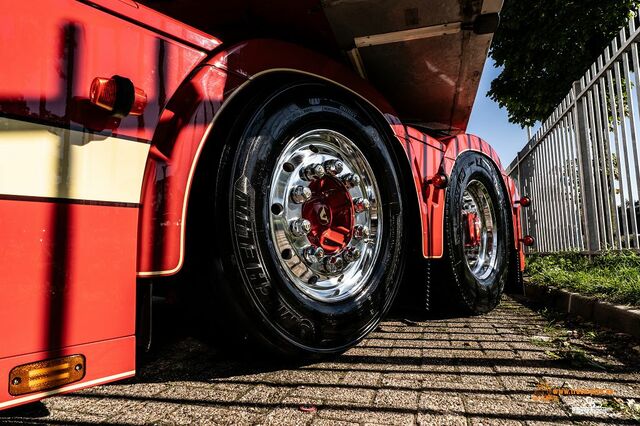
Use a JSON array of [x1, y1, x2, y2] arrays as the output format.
[[353, 225, 370, 240], [303, 246, 325, 264], [290, 219, 312, 236], [290, 186, 312, 204], [323, 159, 344, 176], [324, 256, 344, 273], [301, 164, 325, 181], [353, 198, 371, 213], [343, 247, 362, 262], [342, 173, 361, 189]]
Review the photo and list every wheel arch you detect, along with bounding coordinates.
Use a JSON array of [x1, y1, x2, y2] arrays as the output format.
[[186, 69, 424, 271], [440, 134, 521, 255], [137, 39, 423, 278]]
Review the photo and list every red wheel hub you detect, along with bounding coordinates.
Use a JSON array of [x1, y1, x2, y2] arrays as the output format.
[[464, 213, 482, 247], [302, 177, 354, 254]]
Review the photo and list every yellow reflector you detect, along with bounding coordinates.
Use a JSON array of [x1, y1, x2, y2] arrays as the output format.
[[9, 355, 85, 396]]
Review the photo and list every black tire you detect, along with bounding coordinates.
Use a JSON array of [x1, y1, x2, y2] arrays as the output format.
[[441, 151, 513, 314], [203, 81, 406, 357]]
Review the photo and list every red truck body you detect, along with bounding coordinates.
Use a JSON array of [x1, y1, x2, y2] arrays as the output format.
[[0, 0, 524, 410]]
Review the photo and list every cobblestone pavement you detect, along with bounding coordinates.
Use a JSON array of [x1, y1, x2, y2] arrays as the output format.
[[2, 295, 640, 425]]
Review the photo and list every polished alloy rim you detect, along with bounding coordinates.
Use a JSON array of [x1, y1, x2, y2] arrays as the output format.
[[461, 180, 498, 280], [268, 129, 382, 302]]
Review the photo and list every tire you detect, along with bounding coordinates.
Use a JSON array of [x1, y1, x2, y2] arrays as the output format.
[[442, 151, 512, 314], [204, 81, 406, 357]]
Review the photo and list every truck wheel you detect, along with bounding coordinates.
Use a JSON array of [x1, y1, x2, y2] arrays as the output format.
[[442, 151, 512, 314], [207, 82, 406, 356]]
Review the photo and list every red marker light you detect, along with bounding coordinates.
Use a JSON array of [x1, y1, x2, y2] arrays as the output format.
[[90, 77, 116, 111], [130, 86, 147, 116], [90, 75, 147, 118], [429, 174, 449, 189], [521, 235, 535, 246], [517, 196, 531, 207]]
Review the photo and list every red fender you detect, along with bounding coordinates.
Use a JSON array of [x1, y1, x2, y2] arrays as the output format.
[[439, 134, 525, 269], [136, 39, 425, 276]]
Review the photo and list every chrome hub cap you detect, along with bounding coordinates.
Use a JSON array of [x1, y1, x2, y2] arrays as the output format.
[[461, 180, 497, 280], [269, 129, 382, 302]]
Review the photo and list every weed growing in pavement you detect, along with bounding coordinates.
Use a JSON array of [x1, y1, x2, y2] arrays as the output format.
[[524, 307, 611, 370], [601, 397, 640, 422], [526, 251, 640, 306], [513, 296, 640, 371]]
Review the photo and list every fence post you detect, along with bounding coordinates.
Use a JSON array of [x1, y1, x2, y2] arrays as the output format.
[[572, 80, 600, 252]]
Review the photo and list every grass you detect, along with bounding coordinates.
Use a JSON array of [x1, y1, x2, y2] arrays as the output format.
[[525, 251, 640, 307]]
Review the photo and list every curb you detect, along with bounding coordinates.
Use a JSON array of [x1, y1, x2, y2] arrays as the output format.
[[519, 280, 640, 338]]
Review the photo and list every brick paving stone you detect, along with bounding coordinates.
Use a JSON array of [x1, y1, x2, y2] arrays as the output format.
[[1, 295, 639, 425], [381, 373, 426, 390], [363, 338, 397, 348], [463, 397, 569, 423], [318, 406, 415, 425], [292, 386, 376, 406], [389, 348, 422, 358], [416, 412, 467, 425], [341, 371, 382, 388], [373, 389, 419, 411], [344, 347, 392, 357], [237, 384, 292, 405], [311, 417, 359, 426], [263, 406, 314, 426]]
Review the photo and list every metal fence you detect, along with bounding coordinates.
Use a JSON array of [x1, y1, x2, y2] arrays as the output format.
[[507, 14, 640, 254]]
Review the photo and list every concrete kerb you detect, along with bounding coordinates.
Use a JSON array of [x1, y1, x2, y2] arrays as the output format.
[[520, 279, 640, 338]]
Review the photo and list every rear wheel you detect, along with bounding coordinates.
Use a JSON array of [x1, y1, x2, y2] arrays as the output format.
[[204, 81, 406, 356], [442, 151, 512, 314]]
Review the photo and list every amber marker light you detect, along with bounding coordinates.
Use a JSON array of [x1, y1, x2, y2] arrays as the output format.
[[428, 173, 449, 189], [90, 75, 147, 118], [9, 355, 86, 396], [521, 235, 535, 247]]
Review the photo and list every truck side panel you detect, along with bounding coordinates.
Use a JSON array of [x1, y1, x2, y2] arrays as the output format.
[[0, 0, 208, 409]]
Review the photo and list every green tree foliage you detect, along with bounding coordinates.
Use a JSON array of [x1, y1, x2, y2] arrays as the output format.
[[489, 0, 640, 127]]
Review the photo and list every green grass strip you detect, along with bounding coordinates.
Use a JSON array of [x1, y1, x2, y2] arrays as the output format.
[[526, 251, 640, 307]]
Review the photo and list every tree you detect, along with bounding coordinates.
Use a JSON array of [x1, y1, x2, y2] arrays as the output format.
[[489, 0, 640, 127]]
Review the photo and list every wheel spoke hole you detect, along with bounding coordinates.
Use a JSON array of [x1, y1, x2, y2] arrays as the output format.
[[283, 162, 295, 172], [271, 203, 284, 215], [281, 248, 293, 260]]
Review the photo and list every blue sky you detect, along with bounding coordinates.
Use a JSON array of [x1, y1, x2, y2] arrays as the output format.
[[467, 58, 531, 167]]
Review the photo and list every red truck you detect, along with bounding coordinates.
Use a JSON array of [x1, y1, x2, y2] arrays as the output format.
[[0, 0, 531, 410]]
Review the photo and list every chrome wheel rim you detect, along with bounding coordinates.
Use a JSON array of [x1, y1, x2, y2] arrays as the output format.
[[461, 180, 498, 280], [268, 129, 382, 303]]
